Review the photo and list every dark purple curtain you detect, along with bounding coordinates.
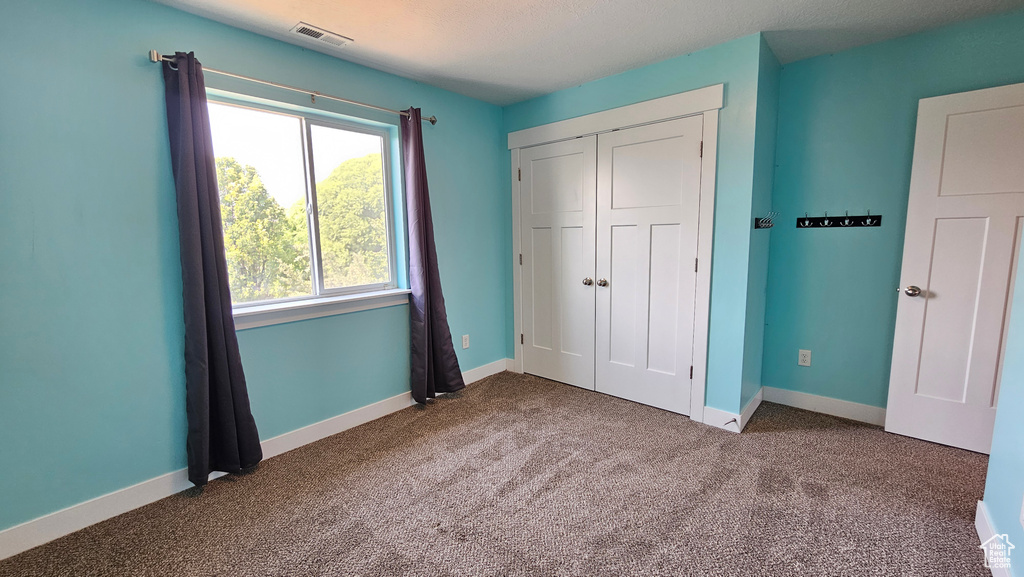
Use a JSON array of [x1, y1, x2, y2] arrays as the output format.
[[162, 52, 262, 486], [401, 108, 466, 404]]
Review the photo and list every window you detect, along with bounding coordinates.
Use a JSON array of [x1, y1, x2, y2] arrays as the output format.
[[207, 101, 397, 308]]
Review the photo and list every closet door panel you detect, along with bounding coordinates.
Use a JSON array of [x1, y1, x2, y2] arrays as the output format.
[[609, 225, 639, 366], [648, 223, 683, 375], [559, 226, 587, 357], [529, 227, 554, 350], [520, 137, 597, 389], [610, 138, 689, 209], [595, 116, 703, 414]]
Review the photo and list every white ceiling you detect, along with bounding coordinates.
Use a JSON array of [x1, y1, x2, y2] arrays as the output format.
[[156, 0, 1024, 106]]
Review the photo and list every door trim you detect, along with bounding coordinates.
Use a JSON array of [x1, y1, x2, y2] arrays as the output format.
[[507, 84, 724, 150], [690, 109, 718, 422], [509, 89, 721, 424], [511, 147, 524, 374]]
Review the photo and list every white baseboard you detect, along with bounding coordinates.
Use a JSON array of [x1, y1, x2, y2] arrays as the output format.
[[461, 358, 510, 385], [762, 386, 886, 426], [740, 387, 763, 430], [0, 465, 222, 564], [702, 388, 763, 434], [260, 391, 414, 460], [0, 358, 511, 562], [701, 406, 740, 432], [976, 501, 1014, 577]]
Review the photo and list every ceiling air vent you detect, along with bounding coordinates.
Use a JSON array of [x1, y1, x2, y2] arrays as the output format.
[[289, 22, 352, 48]]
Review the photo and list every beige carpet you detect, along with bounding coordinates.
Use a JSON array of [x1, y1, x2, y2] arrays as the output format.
[[0, 372, 989, 576]]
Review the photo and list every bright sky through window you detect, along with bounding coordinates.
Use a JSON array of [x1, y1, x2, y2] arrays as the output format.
[[207, 103, 381, 207]]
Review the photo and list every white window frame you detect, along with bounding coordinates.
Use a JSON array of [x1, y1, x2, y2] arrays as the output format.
[[207, 98, 409, 329], [302, 117, 399, 298]]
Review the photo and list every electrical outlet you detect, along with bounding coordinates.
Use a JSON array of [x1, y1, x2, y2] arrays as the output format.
[[462, 334, 470, 349], [798, 349, 812, 367]]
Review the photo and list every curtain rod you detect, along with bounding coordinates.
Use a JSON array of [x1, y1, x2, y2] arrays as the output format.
[[148, 50, 437, 125]]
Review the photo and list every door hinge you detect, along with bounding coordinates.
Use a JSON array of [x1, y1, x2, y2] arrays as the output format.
[[690, 366, 694, 379], [699, 141, 703, 158], [520, 334, 524, 345], [519, 253, 523, 265], [518, 168, 521, 181]]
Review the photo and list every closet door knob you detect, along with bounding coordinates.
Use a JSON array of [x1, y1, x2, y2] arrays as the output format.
[[597, 279, 609, 287], [582, 277, 594, 286]]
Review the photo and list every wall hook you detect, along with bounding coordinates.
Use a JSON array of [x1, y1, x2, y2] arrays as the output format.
[[754, 210, 779, 229], [796, 211, 882, 229]]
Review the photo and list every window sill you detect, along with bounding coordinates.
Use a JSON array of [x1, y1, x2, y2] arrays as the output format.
[[233, 289, 412, 330]]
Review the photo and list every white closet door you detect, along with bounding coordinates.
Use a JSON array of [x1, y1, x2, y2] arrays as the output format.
[[595, 116, 703, 414], [520, 136, 597, 389], [886, 82, 1024, 454]]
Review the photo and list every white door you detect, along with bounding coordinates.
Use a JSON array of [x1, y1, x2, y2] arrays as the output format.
[[595, 116, 704, 414], [886, 82, 1024, 454], [520, 137, 597, 389]]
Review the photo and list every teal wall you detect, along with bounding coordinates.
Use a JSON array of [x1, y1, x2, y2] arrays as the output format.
[[762, 10, 1024, 407], [502, 33, 767, 414], [0, 0, 507, 532], [984, 246, 1024, 577], [741, 37, 781, 410]]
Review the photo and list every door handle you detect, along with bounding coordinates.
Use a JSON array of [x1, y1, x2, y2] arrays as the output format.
[[582, 277, 594, 286], [597, 279, 609, 287], [904, 285, 922, 297]]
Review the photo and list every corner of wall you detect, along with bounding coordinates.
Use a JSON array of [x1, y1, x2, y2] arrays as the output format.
[[739, 33, 782, 410]]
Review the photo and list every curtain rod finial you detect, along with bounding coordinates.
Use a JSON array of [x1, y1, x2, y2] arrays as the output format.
[[149, 50, 161, 63]]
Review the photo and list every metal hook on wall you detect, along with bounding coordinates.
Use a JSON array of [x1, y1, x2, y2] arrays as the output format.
[[753, 210, 779, 229], [796, 210, 882, 229]]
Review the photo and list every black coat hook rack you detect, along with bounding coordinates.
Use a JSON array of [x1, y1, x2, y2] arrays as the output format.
[[753, 211, 779, 229], [796, 211, 881, 229]]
